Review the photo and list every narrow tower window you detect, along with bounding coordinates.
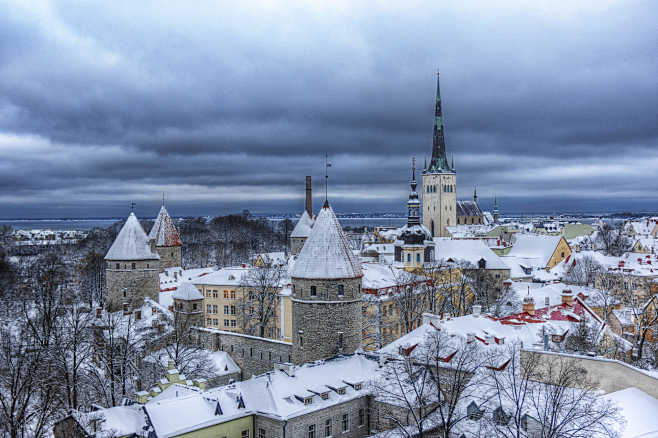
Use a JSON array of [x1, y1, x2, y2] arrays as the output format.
[[337, 285, 344, 296], [310, 286, 316, 296]]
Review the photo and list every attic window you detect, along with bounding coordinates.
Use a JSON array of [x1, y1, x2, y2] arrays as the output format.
[[228, 275, 235, 280], [336, 387, 346, 395], [304, 396, 313, 405], [354, 383, 362, 391], [320, 392, 329, 400]]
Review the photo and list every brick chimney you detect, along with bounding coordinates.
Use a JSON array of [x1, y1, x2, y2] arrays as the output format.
[[562, 290, 574, 307], [522, 295, 535, 316], [305, 176, 312, 216]]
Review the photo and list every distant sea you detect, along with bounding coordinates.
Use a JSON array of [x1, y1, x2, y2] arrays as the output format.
[[0, 217, 408, 231]]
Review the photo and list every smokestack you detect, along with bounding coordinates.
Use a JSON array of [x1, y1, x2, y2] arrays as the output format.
[[305, 176, 312, 216]]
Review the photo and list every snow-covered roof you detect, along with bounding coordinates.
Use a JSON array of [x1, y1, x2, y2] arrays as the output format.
[[291, 202, 362, 279], [209, 351, 241, 376], [72, 405, 147, 437], [456, 200, 482, 217], [601, 387, 658, 438], [505, 234, 564, 268], [149, 205, 182, 247], [433, 238, 509, 270], [173, 282, 204, 301], [290, 210, 314, 238], [361, 263, 424, 292], [105, 212, 160, 261]]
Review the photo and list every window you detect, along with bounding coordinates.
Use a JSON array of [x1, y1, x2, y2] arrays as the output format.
[[342, 413, 349, 431], [224, 305, 229, 314], [213, 305, 218, 314], [416, 253, 420, 263], [241, 431, 249, 438], [561, 252, 565, 258], [359, 408, 364, 426], [224, 290, 229, 298], [407, 254, 411, 262], [230, 291, 236, 299], [308, 424, 315, 438], [192, 303, 197, 310], [116, 263, 120, 269], [338, 332, 343, 350], [206, 318, 212, 325], [231, 305, 236, 315], [299, 331, 303, 348], [310, 286, 317, 296], [224, 319, 230, 327], [337, 285, 344, 296], [207, 304, 212, 313], [231, 320, 237, 327], [212, 290, 218, 298], [325, 419, 332, 436], [258, 429, 266, 438], [131, 262, 136, 269], [213, 318, 218, 325]]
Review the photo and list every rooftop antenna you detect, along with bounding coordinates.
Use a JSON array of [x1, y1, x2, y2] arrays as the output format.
[[324, 152, 332, 203], [162, 192, 165, 207], [130, 201, 136, 213]]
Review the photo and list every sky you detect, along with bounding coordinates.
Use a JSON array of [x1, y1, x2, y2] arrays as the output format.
[[0, 0, 656, 219]]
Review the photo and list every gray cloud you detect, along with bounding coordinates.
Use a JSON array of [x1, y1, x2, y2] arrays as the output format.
[[0, 0, 656, 218]]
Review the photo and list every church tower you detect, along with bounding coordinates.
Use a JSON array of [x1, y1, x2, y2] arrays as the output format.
[[422, 71, 456, 237], [290, 200, 363, 365], [149, 202, 183, 271]]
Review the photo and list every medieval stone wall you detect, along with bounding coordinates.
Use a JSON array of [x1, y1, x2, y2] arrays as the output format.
[[290, 236, 306, 255], [195, 328, 292, 379], [291, 277, 362, 365], [105, 259, 159, 311], [156, 245, 181, 270]]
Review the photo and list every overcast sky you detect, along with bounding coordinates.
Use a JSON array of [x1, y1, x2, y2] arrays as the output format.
[[0, 0, 656, 219]]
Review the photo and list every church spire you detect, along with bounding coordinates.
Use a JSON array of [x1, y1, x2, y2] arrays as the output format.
[[407, 157, 421, 226], [426, 69, 453, 174]]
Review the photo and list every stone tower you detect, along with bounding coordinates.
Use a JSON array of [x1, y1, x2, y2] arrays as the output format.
[[105, 212, 160, 312], [149, 204, 183, 270], [395, 158, 434, 270], [172, 282, 204, 328], [422, 71, 456, 237], [493, 195, 500, 223], [290, 200, 363, 365]]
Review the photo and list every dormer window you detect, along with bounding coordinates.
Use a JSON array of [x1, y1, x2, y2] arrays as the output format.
[[304, 396, 313, 405], [354, 383, 362, 391], [337, 387, 346, 395], [320, 392, 329, 400]]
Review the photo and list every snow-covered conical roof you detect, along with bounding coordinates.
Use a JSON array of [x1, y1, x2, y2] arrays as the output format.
[[290, 210, 314, 238], [173, 282, 204, 301], [105, 213, 160, 261], [291, 201, 362, 279], [149, 205, 182, 247]]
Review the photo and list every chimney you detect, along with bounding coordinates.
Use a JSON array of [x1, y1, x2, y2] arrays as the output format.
[[472, 304, 482, 317], [561, 290, 574, 307], [522, 295, 535, 316], [305, 176, 312, 216]]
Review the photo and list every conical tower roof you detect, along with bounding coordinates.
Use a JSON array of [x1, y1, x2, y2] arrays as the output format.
[[173, 282, 204, 301], [291, 201, 362, 279], [290, 210, 314, 238], [105, 213, 160, 261], [149, 205, 182, 247]]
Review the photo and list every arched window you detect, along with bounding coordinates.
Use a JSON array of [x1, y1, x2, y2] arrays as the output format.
[[416, 253, 421, 263], [407, 253, 411, 262]]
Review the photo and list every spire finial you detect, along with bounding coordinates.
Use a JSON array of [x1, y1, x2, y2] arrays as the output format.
[[130, 201, 136, 213], [324, 152, 332, 202], [162, 192, 165, 207], [473, 185, 477, 203], [451, 154, 454, 170], [411, 156, 416, 182]]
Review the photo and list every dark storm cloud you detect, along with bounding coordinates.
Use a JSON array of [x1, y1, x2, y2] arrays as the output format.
[[0, 0, 656, 218]]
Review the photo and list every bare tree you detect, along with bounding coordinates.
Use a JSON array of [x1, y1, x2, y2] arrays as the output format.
[[374, 329, 486, 438], [481, 346, 621, 438], [390, 269, 424, 335], [597, 223, 631, 256], [619, 292, 658, 363], [238, 265, 283, 338], [565, 254, 603, 286], [431, 260, 475, 318]]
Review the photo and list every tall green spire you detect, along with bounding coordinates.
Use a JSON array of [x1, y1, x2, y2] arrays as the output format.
[[425, 69, 453, 174]]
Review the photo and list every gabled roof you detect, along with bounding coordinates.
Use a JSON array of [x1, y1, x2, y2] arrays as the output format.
[[149, 206, 182, 247], [456, 200, 483, 217], [291, 201, 362, 279], [105, 213, 160, 261], [433, 238, 509, 270], [173, 282, 204, 301], [505, 234, 565, 268], [290, 210, 314, 238]]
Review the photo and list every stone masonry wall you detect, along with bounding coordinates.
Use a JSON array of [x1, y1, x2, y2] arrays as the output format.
[[195, 328, 292, 379], [105, 259, 159, 311], [290, 237, 307, 256], [292, 277, 362, 365], [254, 395, 371, 438], [521, 349, 658, 399], [156, 245, 181, 271]]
